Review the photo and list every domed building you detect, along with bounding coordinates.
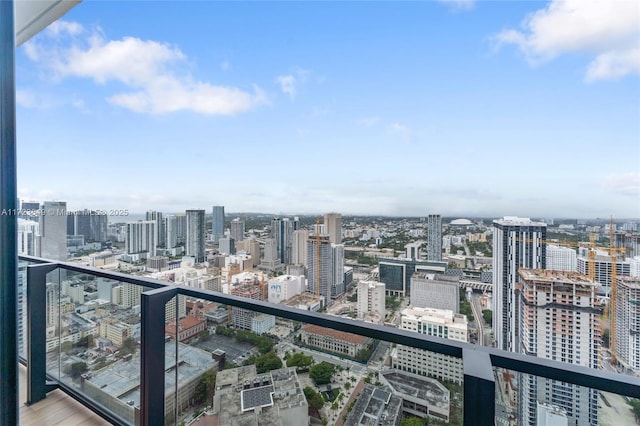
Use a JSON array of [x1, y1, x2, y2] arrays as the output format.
[[450, 218, 473, 226]]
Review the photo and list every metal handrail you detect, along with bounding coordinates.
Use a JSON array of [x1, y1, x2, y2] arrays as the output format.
[[21, 256, 640, 426]]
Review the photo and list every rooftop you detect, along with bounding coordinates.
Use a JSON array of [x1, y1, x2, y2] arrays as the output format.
[[380, 370, 450, 409], [519, 268, 598, 287], [301, 324, 369, 345], [345, 384, 402, 426]]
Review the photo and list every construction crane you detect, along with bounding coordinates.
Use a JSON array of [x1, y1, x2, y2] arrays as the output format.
[[515, 235, 597, 281], [518, 224, 627, 364]]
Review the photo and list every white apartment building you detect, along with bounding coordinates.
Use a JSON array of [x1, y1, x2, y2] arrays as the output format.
[[546, 245, 577, 272], [125, 220, 157, 258], [518, 269, 600, 426], [577, 252, 631, 295], [357, 280, 386, 321], [267, 275, 305, 304], [391, 307, 468, 385]]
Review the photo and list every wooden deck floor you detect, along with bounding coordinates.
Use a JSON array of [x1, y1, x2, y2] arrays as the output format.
[[19, 364, 112, 425]]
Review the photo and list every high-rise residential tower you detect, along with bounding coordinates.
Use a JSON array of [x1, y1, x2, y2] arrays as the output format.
[[186, 209, 205, 263], [125, 221, 157, 257], [230, 218, 245, 243], [518, 269, 600, 425], [492, 216, 546, 352], [38, 201, 67, 261], [292, 229, 309, 267], [212, 206, 225, 243], [426, 214, 442, 261], [546, 244, 577, 272], [272, 218, 297, 265], [146, 210, 165, 247], [324, 213, 342, 244]]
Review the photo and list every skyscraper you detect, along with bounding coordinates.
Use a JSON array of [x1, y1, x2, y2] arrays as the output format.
[[38, 201, 67, 261], [17, 218, 38, 256], [426, 214, 442, 261], [212, 205, 225, 243], [307, 234, 344, 301], [324, 213, 342, 244], [230, 218, 245, 243], [307, 235, 332, 301], [292, 229, 309, 267], [146, 210, 165, 247], [272, 218, 295, 264], [186, 209, 205, 263], [518, 269, 600, 425], [492, 216, 546, 352], [125, 221, 157, 257]]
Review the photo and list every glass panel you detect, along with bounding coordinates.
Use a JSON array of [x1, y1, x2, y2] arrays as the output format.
[[49, 269, 151, 425], [171, 289, 463, 426], [494, 367, 639, 425]]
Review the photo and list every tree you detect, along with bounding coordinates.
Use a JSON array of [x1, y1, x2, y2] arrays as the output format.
[[331, 401, 339, 411], [286, 352, 313, 369], [310, 362, 335, 386], [198, 329, 210, 340], [303, 386, 325, 410], [60, 341, 73, 354], [482, 309, 492, 325], [254, 351, 283, 374], [344, 381, 351, 390], [66, 361, 87, 379], [119, 337, 137, 356], [629, 399, 640, 422], [400, 418, 424, 426], [194, 369, 217, 405]]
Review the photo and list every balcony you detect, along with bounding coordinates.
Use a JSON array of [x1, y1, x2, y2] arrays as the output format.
[[11, 255, 640, 425]]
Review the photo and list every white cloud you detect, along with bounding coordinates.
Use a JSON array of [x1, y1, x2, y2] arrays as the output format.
[[22, 21, 267, 115], [356, 116, 380, 128], [604, 172, 640, 197], [495, 0, 640, 80], [46, 21, 84, 37], [276, 75, 297, 99], [390, 123, 414, 142], [276, 68, 311, 99]]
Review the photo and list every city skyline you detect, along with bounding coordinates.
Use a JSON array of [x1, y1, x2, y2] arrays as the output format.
[[15, 1, 639, 218]]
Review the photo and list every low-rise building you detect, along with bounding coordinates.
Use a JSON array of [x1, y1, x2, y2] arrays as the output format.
[[82, 342, 217, 423], [379, 370, 450, 423], [213, 366, 308, 426], [165, 315, 206, 342], [391, 307, 467, 384], [300, 324, 372, 359], [345, 384, 402, 426]]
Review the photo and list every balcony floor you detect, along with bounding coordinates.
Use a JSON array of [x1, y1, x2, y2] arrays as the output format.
[[19, 365, 111, 425]]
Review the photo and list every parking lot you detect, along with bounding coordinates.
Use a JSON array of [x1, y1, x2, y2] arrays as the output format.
[[194, 334, 256, 364]]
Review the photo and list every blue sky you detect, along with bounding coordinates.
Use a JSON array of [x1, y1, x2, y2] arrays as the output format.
[[15, 0, 640, 218]]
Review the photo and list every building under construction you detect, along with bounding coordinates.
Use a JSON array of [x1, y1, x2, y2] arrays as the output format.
[[517, 268, 602, 426]]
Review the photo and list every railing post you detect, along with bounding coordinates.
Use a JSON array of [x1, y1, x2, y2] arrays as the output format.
[[463, 348, 495, 426], [140, 286, 177, 426], [26, 263, 59, 405], [0, 0, 18, 423]]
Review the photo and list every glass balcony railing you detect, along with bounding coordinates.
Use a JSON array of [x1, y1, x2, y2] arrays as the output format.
[[19, 255, 640, 426]]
